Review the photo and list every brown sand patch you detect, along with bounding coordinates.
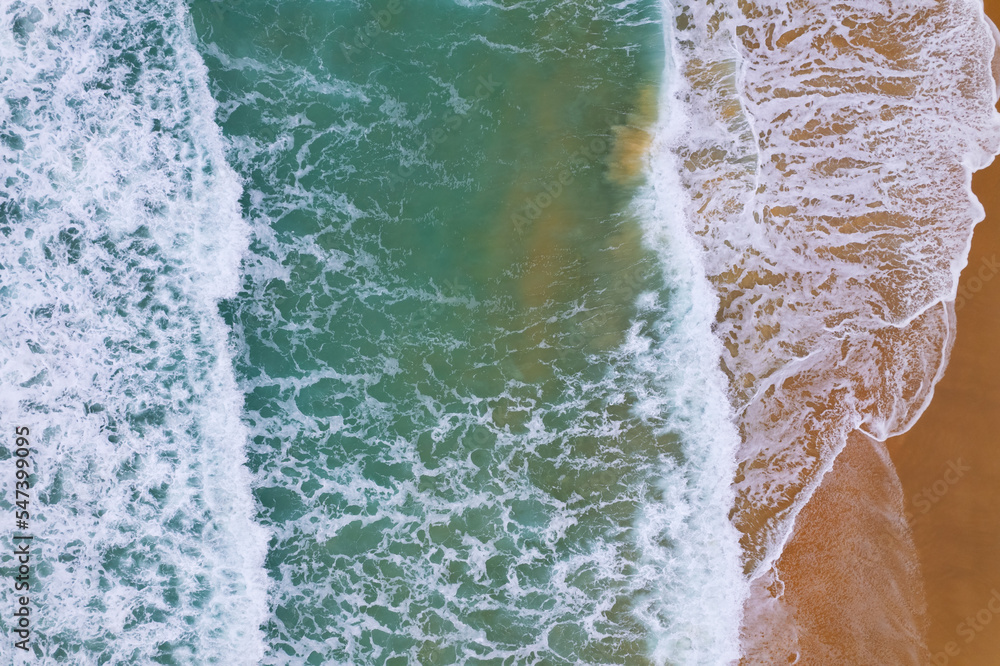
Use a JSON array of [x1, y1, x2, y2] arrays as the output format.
[[729, 0, 1000, 659], [750, 9, 1000, 662], [607, 85, 658, 185]]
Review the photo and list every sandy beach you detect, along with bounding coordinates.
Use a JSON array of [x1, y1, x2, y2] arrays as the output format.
[[884, 2, 1000, 657], [748, 148, 1000, 666], [739, 4, 1000, 661], [884, 124, 1000, 663]]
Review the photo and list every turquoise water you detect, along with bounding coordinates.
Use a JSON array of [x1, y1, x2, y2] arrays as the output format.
[[0, 0, 267, 662], [0, 0, 748, 663], [192, 0, 670, 661]]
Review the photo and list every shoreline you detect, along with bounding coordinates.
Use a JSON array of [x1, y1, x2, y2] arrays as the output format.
[[740, 156, 1000, 664], [885, 127, 1000, 663], [884, 0, 1000, 660], [738, 1, 1000, 660]]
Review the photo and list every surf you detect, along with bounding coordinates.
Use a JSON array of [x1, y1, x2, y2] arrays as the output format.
[[0, 0, 268, 661]]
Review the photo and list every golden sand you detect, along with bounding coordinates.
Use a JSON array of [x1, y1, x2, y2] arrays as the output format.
[[885, 2, 1000, 659], [743, 432, 928, 663], [744, 228, 1000, 664]]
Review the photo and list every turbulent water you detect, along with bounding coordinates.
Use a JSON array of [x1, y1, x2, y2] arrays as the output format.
[[0, 0, 268, 662], [0, 0, 998, 663]]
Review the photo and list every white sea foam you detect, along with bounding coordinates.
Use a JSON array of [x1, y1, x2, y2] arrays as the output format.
[[0, 0, 268, 662], [662, 0, 1000, 577], [659, 0, 1000, 656], [614, 15, 752, 662]]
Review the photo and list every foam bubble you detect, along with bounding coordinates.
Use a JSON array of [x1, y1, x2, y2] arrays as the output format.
[[620, 31, 751, 658]]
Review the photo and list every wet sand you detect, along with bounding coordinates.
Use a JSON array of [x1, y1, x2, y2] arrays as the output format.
[[740, 5, 1000, 661], [884, 2, 1000, 656], [741, 431, 929, 664], [744, 161, 1000, 665], [884, 124, 1000, 662]]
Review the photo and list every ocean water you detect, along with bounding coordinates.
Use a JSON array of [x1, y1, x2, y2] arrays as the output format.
[[1, 0, 998, 663], [0, 0, 267, 662], [188, 0, 746, 662]]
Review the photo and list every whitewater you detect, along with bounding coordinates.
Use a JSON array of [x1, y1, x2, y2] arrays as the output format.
[[0, 0, 268, 662], [660, 0, 1000, 658]]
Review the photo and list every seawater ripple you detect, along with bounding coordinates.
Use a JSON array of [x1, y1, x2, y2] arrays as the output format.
[[190, 0, 748, 662]]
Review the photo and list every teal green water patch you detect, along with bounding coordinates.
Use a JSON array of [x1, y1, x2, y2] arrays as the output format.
[[189, 0, 669, 661]]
